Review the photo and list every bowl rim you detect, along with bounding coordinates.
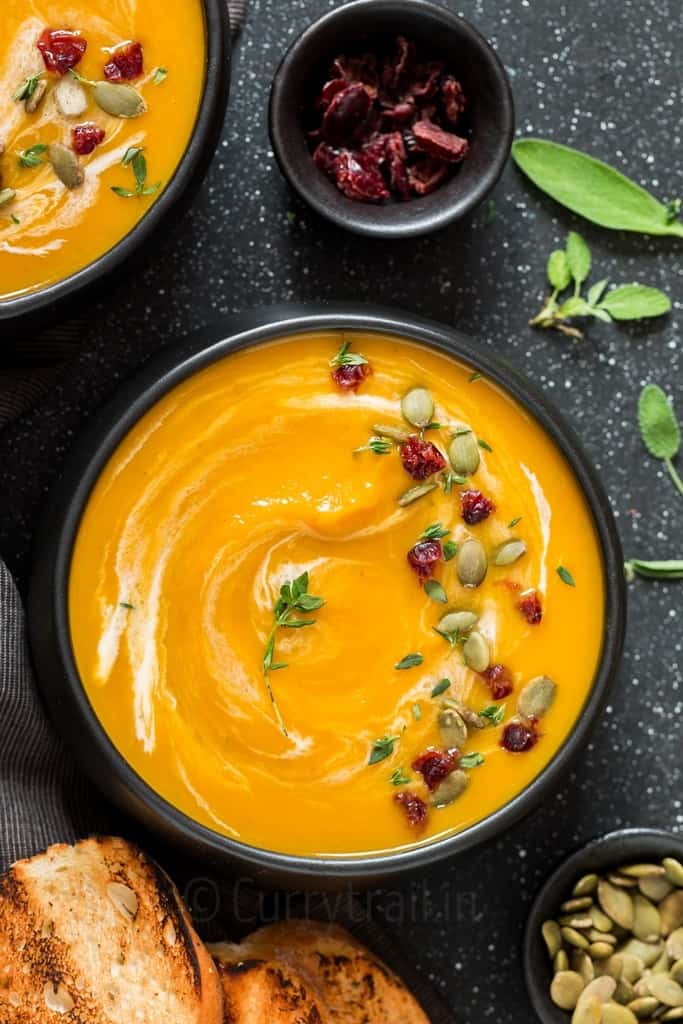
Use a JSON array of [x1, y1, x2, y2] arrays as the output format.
[[268, 0, 515, 238], [522, 827, 683, 1024], [0, 0, 230, 325], [28, 303, 626, 883]]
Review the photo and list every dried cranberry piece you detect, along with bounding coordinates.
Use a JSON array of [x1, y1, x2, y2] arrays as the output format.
[[103, 41, 144, 82], [407, 539, 442, 581], [394, 790, 428, 828], [71, 122, 105, 156], [408, 61, 444, 100], [361, 133, 387, 163], [313, 142, 340, 179], [441, 75, 466, 123], [413, 119, 469, 163], [380, 100, 415, 128], [412, 748, 460, 792], [399, 436, 446, 480], [381, 35, 416, 91], [321, 84, 372, 146], [37, 28, 87, 75], [482, 664, 514, 700], [332, 53, 379, 97], [501, 719, 538, 753], [334, 149, 390, 203], [518, 591, 543, 625], [385, 131, 410, 200], [407, 157, 448, 196], [320, 77, 347, 108], [460, 489, 496, 525], [331, 363, 371, 391]]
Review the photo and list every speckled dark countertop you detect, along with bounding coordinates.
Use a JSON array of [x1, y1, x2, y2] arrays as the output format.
[[0, 1, 681, 1020]]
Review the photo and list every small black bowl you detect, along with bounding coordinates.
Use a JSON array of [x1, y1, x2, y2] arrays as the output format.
[[269, 0, 514, 238], [524, 828, 683, 1023], [0, 0, 230, 333], [29, 304, 625, 889]]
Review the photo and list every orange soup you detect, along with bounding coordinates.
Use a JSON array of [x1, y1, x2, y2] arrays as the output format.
[[0, 0, 205, 301], [69, 333, 605, 856]]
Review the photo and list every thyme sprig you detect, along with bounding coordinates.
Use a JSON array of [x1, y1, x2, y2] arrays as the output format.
[[262, 571, 324, 735]]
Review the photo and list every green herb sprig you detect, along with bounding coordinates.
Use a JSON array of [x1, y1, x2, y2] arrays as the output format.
[[479, 704, 506, 726], [460, 752, 485, 768], [638, 384, 682, 498], [14, 72, 45, 102], [112, 147, 161, 199], [389, 766, 411, 786], [556, 566, 576, 587], [369, 735, 399, 765], [512, 139, 683, 238], [152, 67, 168, 85], [395, 652, 424, 670], [353, 435, 392, 455], [17, 144, 47, 168], [262, 571, 324, 735], [330, 340, 368, 369], [530, 232, 670, 338]]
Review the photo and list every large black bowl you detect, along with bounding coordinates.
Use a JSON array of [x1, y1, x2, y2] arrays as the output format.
[[269, 0, 514, 237], [28, 305, 626, 888], [0, 0, 230, 334]]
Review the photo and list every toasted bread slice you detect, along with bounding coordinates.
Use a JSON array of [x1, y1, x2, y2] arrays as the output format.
[[0, 836, 223, 1024], [232, 921, 430, 1024], [210, 941, 329, 1024]]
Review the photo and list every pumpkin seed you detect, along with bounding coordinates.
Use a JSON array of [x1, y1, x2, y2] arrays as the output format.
[[564, 898, 598, 913], [599, 880, 635, 930], [632, 976, 651, 999], [592, 942, 619, 960], [565, 916, 595, 930], [590, 931, 618, 946], [633, 894, 662, 943], [431, 769, 468, 808], [572, 994, 605, 1024], [622, 866, 668, 880], [437, 708, 468, 749], [575, 875, 601, 898], [556, 949, 570, 972], [574, 951, 597, 984], [92, 80, 147, 118], [436, 610, 478, 636], [24, 77, 47, 113], [604, 954, 624, 980], [610, 875, 640, 889], [442, 698, 485, 730], [641, 877, 675, 902], [615, 979, 637, 1005], [647, 975, 683, 1007], [448, 430, 480, 475], [620, 939, 665, 968], [603, 1005, 639, 1024], [372, 423, 409, 442], [54, 75, 88, 117], [564, 927, 592, 950], [662, 1010, 683, 1022], [620, 955, 647, 983], [664, 861, 683, 889], [667, 932, 683, 962], [398, 481, 438, 506], [463, 630, 489, 672], [48, 144, 84, 189], [456, 538, 488, 587], [652, 951, 671, 974], [627, 997, 661, 1019], [0, 188, 16, 207], [661, 893, 683, 937], [552, 971, 586, 1010], [580, 976, 618, 1003], [592, 906, 616, 932], [493, 538, 527, 566], [670, 961, 683, 986], [518, 675, 557, 719]]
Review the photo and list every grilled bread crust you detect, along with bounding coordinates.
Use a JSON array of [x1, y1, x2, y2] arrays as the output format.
[[224, 922, 431, 1024], [210, 941, 330, 1024], [0, 836, 223, 1024]]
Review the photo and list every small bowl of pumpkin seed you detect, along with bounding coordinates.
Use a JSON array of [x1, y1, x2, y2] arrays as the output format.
[[524, 828, 683, 1024]]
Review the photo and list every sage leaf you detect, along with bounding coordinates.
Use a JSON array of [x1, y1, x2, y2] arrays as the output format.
[[625, 559, 683, 581], [547, 249, 571, 291], [587, 278, 609, 306], [639, 384, 680, 459], [566, 231, 591, 289], [512, 139, 683, 238], [638, 384, 682, 498], [597, 284, 671, 321]]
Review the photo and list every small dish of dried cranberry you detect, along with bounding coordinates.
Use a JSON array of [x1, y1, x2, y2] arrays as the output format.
[[269, 0, 514, 237]]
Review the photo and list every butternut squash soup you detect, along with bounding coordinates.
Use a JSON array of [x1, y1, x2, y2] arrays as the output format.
[[69, 333, 605, 856], [0, 0, 205, 301]]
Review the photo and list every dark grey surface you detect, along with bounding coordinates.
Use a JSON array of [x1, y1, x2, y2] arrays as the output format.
[[0, 0, 681, 1021]]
